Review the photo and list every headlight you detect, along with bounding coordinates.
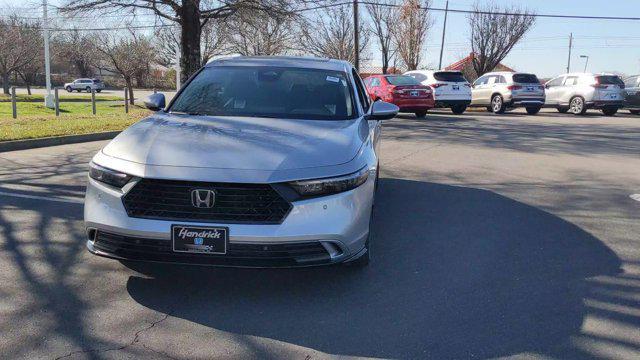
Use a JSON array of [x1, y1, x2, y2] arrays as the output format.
[[289, 167, 369, 197], [89, 162, 132, 188]]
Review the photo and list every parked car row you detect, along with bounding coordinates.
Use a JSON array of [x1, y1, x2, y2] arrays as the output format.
[[364, 70, 640, 117]]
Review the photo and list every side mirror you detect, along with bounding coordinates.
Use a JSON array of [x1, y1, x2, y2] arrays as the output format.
[[144, 93, 166, 111], [544, 84, 550, 89], [366, 100, 399, 120]]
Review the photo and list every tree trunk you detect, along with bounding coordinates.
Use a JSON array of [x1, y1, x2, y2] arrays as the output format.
[[26, 83, 31, 95], [179, 1, 203, 84], [125, 77, 134, 105], [1, 72, 9, 95]]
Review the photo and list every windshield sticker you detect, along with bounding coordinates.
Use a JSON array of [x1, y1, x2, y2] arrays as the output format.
[[234, 99, 246, 109], [326, 76, 340, 83]]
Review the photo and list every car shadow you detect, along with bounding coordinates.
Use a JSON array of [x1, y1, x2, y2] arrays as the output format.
[[122, 178, 622, 359]]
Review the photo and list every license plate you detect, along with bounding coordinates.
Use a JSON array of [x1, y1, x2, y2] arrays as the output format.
[[452, 85, 459, 90], [172, 225, 228, 254], [410, 90, 419, 97]]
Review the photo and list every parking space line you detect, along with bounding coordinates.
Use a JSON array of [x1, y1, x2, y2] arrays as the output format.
[[0, 191, 83, 204]]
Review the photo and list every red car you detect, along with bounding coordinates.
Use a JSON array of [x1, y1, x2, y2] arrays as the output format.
[[364, 75, 435, 118]]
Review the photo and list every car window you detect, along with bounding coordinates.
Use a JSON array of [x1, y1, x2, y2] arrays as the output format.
[[596, 75, 624, 87], [170, 66, 356, 120], [352, 69, 370, 113], [564, 76, 579, 86], [624, 76, 639, 88], [385, 75, 420, 86], [513, 73, 539, 84], [546, 77, 564, 87], [487, 76, 497, 85], [412, 73, 428, 82], [474, 76, 488, 86], [374, 78, 381, 87], [433, 72, 467, 82]]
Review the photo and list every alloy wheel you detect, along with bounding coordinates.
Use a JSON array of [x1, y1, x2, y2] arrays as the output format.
[[570, 97, 584, 114]]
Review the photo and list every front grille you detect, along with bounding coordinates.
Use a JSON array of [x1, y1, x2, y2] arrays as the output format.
[[122, 179, 292, 224], [93, 231, 332, 267]]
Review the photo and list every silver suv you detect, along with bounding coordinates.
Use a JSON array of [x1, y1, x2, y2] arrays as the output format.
[[471, 72, 545, 114], [544, 73, 625, 116], [64, 78, 105, 93]]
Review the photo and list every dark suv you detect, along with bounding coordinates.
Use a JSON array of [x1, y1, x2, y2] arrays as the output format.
[[624, 75, 640, 115]]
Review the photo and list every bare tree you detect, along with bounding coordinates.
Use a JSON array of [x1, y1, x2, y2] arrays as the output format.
[[96, 31, 156, 104], [390, 0, 432, 71], [54, 29, 98, 78], [367, 1, 397, 74], [226, 8, 296, 56], [62, 0, 297, 83], [301, 5, 369, 64], [155, 18, 228, 68], [0, 16, 41, 94], [469, 1, 535, 76]]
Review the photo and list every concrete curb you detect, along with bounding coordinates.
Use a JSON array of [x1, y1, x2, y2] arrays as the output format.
[[0, 131, 120, 153]]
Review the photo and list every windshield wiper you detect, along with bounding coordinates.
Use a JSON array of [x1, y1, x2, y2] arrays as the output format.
[[170, 110, 207, 116]]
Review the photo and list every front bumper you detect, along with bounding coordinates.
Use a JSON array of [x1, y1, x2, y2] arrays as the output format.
[[84, 174, 375, 267]]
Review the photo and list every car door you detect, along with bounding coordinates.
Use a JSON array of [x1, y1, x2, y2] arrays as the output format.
[[471, 75, 489, 105], [559, 76, 579, 105], [544, 76, 565, 105]]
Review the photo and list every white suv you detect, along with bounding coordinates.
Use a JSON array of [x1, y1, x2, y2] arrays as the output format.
[[544, 73, 625, 116], [471, 72, 545, 114], [404, 70, 471, 114]]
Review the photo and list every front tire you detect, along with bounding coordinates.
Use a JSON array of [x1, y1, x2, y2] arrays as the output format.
[[526, 106, 541, 115], [601, 107, 618, 116], [85, 87, 92, 93], [570, 96, 587, 115], [415, 110, 427, 118], [491, 94, 506, 114], [65, 86, 72, 92], [451, 105, 467, 115]]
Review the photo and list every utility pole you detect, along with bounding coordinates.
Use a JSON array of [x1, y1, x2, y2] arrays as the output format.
[[43, 0, 54, 108], [566, 33, 573, 73], [175, 44, 181, 90], [353, 0, 359, 71], [438, 0, 449, 70]]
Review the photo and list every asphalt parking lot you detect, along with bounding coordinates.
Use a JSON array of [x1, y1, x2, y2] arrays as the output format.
[[1, 108, 639, 359]]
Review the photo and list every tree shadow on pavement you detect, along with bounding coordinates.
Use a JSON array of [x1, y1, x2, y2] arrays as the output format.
[[123, 178, 622, 359]]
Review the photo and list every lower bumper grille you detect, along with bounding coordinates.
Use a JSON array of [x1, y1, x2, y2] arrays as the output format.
[[92, 231, 333, 267]]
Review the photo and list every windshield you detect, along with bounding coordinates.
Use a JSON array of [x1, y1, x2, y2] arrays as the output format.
[[513, 73, 539, 84], [433, 72, 467, 82], [170, 66, 355, 120], [385, 75, 420, 86]]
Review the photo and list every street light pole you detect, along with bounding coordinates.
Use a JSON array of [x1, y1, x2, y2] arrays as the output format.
[[580, 55, 589, 73], [438, 0, 449, 70], [566, 33, 573, 73], [353, 0, 359, 71], [43, 0, 54, 108]]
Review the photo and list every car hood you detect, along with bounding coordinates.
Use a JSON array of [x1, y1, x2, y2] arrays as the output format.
[[102, 113, 367, 171]]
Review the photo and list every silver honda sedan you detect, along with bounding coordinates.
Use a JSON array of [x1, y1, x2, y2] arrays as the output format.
[[84, 56, 398, 268]]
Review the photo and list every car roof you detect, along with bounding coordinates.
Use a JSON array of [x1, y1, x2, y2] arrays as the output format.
[[405, 69, 462, 74], [206, 56, 353, 72]]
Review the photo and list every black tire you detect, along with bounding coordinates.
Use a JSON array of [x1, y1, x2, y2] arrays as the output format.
[[557, 107, 569, 113], [491, 94, 506, 114], [65, 86, 72, 92], [486, 106, 493, 112], [526, 106, 541, 115], [451, 105, 467, 115], [569, 96, 587, 115], [601, 107, 618, 116], [96, 89, 102, 93], [630, 110, 640, 115], [85, 87, 92, 93], [415, 110, 427, 118], [76, 89, 81, 93]]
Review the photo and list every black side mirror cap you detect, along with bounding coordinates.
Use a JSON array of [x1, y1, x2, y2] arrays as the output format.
[[144, 93, 166, 111]]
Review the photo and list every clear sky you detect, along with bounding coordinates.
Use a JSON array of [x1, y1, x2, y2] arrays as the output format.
[[417, 0, 640, 77], [1, 0, 639, 78]]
